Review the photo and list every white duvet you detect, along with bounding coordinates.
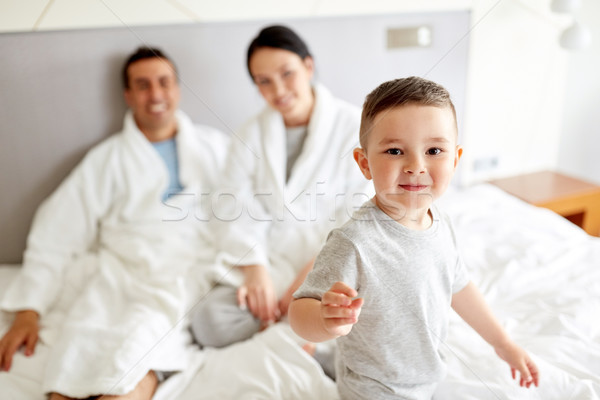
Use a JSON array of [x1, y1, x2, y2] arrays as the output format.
[[1, 183, 598, 399], [436, 184, 600, 400]]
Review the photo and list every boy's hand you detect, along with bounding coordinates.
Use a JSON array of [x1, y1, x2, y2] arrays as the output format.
[[0, 310, 40, 371], [321, 281, 363, 337], [494, 340, 539, 388]]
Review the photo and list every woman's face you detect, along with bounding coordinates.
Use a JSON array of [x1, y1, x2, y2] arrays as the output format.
[[249, 47, 315, 127]]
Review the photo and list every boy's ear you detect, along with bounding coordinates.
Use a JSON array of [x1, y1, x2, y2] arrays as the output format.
[[353, 147, 372, 180], [454, 145, 463, 170]]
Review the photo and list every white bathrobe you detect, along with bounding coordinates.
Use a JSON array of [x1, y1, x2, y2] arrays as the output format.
[[213, 83, 372, 295], [1, 110, 228, 397]]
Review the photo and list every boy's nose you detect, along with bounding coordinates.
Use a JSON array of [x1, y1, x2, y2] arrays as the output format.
[[404, 157, 426, 174]]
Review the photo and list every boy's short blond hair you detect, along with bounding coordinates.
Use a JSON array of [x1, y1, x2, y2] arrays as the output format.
[[359, 76, 457, 150]]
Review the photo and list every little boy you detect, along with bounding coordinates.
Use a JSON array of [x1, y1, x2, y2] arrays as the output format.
[[289, 77, 539, 399]]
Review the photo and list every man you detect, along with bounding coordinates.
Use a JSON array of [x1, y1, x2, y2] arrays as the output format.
[[0, 47, 228, 399]]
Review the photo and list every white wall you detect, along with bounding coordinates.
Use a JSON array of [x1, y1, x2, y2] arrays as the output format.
[[0, 0, 596, 186], [459, 0, 576, 185], [557, 0, 600, 185]]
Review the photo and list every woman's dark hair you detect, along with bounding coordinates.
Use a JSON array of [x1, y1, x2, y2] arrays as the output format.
[[246, 25, 312, 79]]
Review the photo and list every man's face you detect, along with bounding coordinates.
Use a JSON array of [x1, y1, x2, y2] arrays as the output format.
[[124, 57, 180, 140]]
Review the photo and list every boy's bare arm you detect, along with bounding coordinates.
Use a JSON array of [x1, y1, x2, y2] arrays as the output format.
[[279, 258, 315, 318], [289, 297, 336, 343], [451, 282, 539, 387], [289, 281, 363, 343]]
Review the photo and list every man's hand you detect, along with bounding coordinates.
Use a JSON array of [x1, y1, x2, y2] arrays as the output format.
[[237, 264, 279, 325], [0, 310, 40, 371]]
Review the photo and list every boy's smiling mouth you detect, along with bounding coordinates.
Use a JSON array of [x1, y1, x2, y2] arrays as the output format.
[[399, 184, 428, 191]]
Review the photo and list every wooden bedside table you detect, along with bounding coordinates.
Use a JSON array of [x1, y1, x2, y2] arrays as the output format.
[[489, 171, 600, 237]]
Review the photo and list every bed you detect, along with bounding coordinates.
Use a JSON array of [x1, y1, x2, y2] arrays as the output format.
[[1, 183, 598, 399]]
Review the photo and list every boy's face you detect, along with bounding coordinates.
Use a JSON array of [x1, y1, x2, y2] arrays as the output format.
[[353, 104, 462, 219]]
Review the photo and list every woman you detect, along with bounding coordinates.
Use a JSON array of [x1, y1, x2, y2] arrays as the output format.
[[191, 25, 370, 353]]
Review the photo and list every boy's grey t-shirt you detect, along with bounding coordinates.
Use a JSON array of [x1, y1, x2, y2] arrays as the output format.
[[294, 200, 469, 400]]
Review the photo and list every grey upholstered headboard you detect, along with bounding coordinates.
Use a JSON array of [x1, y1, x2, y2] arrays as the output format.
[[0, 11, 469, 263]]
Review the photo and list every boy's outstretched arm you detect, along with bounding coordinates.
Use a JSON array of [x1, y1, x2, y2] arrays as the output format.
[[289, 281, 363, 343], [451, 282, 539, 388], [279, 258, 315, 318]]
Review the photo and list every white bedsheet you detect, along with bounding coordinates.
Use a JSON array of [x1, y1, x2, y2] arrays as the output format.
[[1, 183, 598, 399], [437, 184, 600, 400]]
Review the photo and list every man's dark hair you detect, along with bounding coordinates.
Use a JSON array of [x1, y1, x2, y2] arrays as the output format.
[[122, 46, 177, 89]]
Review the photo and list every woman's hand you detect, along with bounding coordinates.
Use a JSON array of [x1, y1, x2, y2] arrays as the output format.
[[0, 310, 40, 371], [237, 265, 279, 325]]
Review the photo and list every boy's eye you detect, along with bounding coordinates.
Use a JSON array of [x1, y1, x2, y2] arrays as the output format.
[[282, 70, 293, 78], [427, 148, 442, 155], [386, 148, 402, 155]]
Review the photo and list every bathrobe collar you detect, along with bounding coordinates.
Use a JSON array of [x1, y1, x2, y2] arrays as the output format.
[[121, 109, 199, 190], [259, 83, 338, 200]]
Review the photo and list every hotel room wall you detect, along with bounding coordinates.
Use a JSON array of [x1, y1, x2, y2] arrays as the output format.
[[557, 0, 600, 185], [0, 0, 597, 265], [2, 1, 593, 185], [0, 9, 469, 264]]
